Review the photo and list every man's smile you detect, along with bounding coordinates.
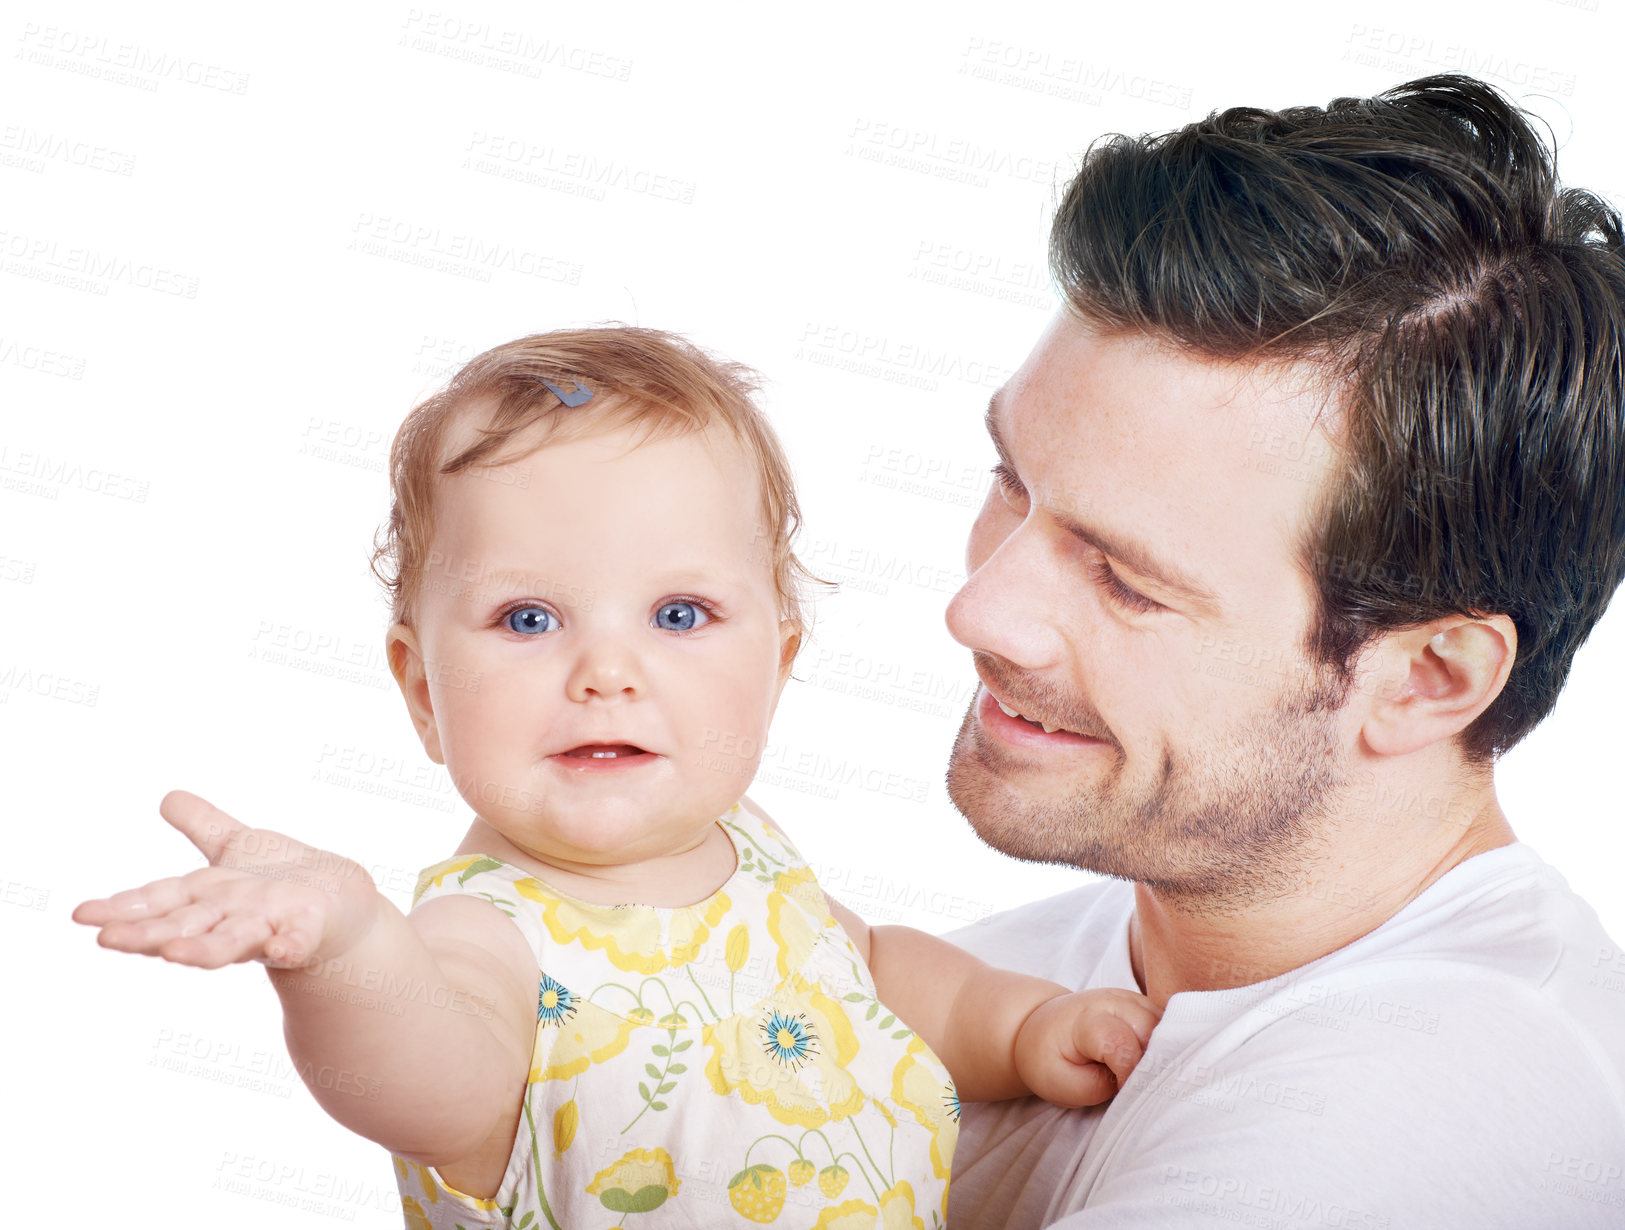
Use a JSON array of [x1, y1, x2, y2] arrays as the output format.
[[975, 683, 1107, 749]]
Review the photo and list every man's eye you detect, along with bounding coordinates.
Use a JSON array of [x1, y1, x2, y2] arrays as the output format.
[[506, 606, 559, 635], [653, 601, 710, 632], [991, 463, 1028, 507], [1089, 557, 1160, 614]]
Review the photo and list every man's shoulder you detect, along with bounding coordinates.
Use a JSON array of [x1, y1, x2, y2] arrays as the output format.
[[945, 875, 1135, 986], [1315, 842, 1625, 1049], [1232, 843, 1625, 1106]]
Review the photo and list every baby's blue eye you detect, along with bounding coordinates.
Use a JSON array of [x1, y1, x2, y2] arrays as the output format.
[[653, 601, 709, 632], [507, 607, 558, 635]]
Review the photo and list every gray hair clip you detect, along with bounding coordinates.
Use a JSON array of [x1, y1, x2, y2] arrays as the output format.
[[542, 378, 594, 407]]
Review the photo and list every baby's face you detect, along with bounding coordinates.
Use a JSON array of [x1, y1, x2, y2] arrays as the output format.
[[389, 413, 796, 869]]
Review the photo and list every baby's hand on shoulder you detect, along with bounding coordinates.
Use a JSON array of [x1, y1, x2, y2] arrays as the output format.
[[1013, 987, 1162, 1108], [72, 790, 379, 971]]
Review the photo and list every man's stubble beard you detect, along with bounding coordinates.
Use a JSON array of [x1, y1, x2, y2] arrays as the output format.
[[945, 660, 1352, 914]]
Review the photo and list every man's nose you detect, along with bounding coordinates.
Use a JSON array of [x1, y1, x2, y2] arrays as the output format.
[[945, 524, 1070, 670], [565, 633, 644, 702]]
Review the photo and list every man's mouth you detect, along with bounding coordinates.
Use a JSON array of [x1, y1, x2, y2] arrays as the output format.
[[977, 685, 1106, 747], [991, 697, 1071, 735]]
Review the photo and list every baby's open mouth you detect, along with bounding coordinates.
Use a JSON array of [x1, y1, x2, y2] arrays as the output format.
[[560, 744, 649, 759]]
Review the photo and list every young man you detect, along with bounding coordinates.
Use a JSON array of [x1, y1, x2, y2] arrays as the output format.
[[943, 74, 1625, 1227]]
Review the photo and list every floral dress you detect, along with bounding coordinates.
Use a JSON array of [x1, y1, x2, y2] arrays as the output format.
[[391, 804, 958, 1229]]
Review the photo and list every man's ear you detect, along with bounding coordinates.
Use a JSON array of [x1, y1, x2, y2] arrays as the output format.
[[1360, 615, 1518, 758], [386, 622, 444, 765]]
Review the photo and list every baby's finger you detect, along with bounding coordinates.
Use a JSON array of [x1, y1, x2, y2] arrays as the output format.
[[260, 919, 322, 968], [1073, 1013, 1148, 1086], [159, 913, 276, 969], [1041, 1057, 1120, 1108], [72, 865, 245, 927], [74, 874, 209, 927], [95, 900, 228, 955], [1098, 994, 1161, 1049], [160, 789, 250, 865]]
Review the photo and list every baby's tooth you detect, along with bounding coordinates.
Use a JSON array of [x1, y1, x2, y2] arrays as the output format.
[[996, 700, 1019, 718], [1040, 723, 1059, 734]]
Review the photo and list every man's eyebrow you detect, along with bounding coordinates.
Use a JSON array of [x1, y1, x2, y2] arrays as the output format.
[[984, 390, 1221, 611]]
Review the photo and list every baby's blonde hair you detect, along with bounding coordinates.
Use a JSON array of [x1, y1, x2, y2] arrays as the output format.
[[370, 325, 820, 643]]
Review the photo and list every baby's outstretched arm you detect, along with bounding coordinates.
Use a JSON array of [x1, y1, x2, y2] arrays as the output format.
[[828, 899, 1159, 1107], [73, 791, 537, 1165]]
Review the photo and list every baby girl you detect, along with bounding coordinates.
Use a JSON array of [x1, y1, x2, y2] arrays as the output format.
[[74, 326, 1157, 1229]]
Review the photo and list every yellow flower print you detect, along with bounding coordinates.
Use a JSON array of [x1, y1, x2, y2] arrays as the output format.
[[727, 1164, 787, 1223], [553, 1099, 578, 1155], [810, 1198, 880, 1229], [401, 1195, 433, 1230], [766, 893, 818, 979], [772, 866, 831, 922], [702, 975, 865, 1129], [766, 867, 834, 978], [889, 1037, 959, 1185], [751, 808, 804, 862], [392, 1157, 440, 1204], [878, 1181, 925, 1230], [530, 1000, 645, 1083], [726, 923, 751, 972], [411, 855, 498, 905], [585, 1147, 680, 1216], [512, 878, 732, 975]]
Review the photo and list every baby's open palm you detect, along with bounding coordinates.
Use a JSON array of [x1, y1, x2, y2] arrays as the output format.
[[73, 790, 378, 970]]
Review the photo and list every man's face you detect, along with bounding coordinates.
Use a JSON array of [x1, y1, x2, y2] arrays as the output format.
[[945, 315, 1359, 904]]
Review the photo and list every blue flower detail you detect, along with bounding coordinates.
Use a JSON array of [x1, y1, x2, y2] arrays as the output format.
[[537, 974, 577, 1025], [760, 1010, 818, 1068], [944, 1087, 961, 1123]]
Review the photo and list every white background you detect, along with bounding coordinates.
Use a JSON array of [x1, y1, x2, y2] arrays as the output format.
[[6, 1, 1622, 1223]]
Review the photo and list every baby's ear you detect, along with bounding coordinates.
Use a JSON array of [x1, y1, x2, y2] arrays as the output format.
[[385, 623, 444, 764], [777, 620, 802, 687]]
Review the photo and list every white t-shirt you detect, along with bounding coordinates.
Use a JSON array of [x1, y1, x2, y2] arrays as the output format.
[[945, 842, 1625, 1229]]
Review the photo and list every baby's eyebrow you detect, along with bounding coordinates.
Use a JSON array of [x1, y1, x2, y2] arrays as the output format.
[[481, 568, 548, 591], [476, 567, 750, 599], [474, 568, 584, 603]]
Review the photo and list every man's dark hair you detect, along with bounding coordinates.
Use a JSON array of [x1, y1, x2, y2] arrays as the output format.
[[1051, 73, 1625, 763]]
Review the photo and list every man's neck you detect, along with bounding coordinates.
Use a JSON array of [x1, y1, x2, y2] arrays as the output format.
[[1126, 781, 1517, 1010]]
